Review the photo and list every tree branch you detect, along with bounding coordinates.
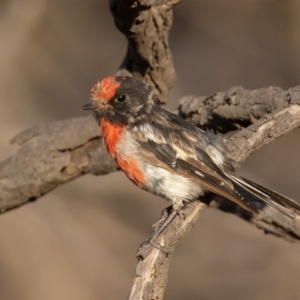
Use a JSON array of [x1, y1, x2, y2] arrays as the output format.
[[1, 116, 116, 213], [109, 0, 179, 103], [179, 85, 300, 133], [128, 200, 208, 300]]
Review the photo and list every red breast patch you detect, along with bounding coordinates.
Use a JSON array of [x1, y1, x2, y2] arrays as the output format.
[[100, 119, 124, 157], [117, 157, 146, 186], [100, 119, 145, 186]]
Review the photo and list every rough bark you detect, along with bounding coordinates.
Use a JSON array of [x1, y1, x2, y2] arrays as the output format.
[[1, 116, 116, 213], [109, 0, 179, 103], [179, 85, 300, 133], [128, 201, 208, 300]]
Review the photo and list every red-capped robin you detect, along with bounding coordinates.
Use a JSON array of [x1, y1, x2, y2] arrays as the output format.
[[82, 76, 300, 236]]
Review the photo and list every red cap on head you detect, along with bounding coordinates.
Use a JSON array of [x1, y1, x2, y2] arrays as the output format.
[[91, 77, 121, 101]]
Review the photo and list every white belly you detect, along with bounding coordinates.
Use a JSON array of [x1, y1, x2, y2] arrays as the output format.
[[144, 164, 204, 204]]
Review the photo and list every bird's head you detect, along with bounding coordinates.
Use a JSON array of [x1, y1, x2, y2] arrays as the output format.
[[81, 76, 155, 124]]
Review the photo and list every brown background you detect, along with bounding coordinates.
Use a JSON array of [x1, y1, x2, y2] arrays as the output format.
[[0, 1, 300, 299]]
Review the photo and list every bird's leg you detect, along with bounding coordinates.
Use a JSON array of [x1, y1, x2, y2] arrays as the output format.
[[138, 208, 178, 254], [139, 201, 184, 251], [150, 208, 178, 240]]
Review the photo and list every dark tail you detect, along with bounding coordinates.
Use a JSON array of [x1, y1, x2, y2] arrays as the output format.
[[227, 174, 300, 218]]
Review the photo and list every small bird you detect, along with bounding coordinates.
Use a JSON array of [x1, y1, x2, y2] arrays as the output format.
[[82, 76, 300, 236]]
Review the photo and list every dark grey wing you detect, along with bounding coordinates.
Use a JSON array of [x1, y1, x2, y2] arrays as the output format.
[[141, 140, 177, 167], [138, 139, 258, 214]]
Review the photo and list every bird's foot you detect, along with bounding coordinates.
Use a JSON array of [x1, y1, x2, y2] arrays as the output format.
[[137, 206, 180, 257]]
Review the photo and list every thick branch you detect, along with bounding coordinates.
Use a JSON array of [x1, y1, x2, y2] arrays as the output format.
[[110, 0, 179, 103], [0, 116, 116, 213], [128, 201, 208, 300], [179, 85, 300, 132], [226, 103, 300, 167]]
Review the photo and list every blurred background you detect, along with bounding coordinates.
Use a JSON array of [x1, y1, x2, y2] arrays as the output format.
[[0, 0, 300, 299]]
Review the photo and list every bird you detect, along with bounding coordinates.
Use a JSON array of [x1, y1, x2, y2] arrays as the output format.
[[82, 76, 300, 238]]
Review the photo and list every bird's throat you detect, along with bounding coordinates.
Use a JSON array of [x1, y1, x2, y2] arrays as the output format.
[[100, 119, 124, 158], [100, 119, 145, 186]]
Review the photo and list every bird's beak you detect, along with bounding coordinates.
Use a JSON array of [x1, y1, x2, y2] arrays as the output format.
[[81, 103, 98, 110]]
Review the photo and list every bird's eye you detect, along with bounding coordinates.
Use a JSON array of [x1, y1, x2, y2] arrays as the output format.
[[115, 94, 127, 103]]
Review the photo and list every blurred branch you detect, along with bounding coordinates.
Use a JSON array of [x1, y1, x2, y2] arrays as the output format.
[[1, 116, 116, 213], [0, 0, 300, 300], [211, 198, 300, 243]]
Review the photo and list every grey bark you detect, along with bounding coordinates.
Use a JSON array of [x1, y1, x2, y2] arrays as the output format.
[[179, 85, 300, 135], [109, 0, 179, 103], [1, 116, 116, 213]]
